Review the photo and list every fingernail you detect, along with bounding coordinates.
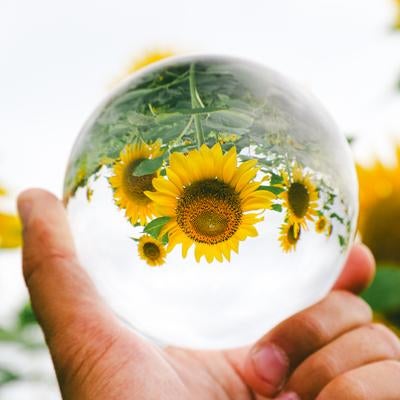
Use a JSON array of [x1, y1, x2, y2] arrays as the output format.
[[251, 343, 289, 389], [276, 392, 301, 400], [18, 198, 33, 223]]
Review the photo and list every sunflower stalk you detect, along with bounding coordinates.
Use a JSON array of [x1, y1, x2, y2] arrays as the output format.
[[189, 63, 205, 148]]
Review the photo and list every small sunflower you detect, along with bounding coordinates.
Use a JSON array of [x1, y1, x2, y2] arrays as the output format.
[[280, 164, 319, 229], [315, 215, 331, 235], [109, 141, 163, 225], [138, 235, 166, 266], [279, 222, 301, 253], [327, 223, 333, 237], [145, 144, 274, 263]]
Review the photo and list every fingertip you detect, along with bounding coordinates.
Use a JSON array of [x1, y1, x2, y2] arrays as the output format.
[[355, 243, 376, 283], [334, 243, 376, 293], [17, 189, 60, 224], [18, 188, 59, 206], [350, 243, 376, 289]]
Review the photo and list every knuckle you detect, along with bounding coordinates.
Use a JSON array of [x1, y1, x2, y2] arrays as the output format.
[[291, 312, 330, 348], [368, 323, 400, 357], [318, 374, 367, 400], [330, 291, 372, 320], [290, 353, 338, 397], [309, 352, 338, 383]]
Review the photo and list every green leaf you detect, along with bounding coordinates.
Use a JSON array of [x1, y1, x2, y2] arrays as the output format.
[[143, 216, 171, 239], [205, 109, 254, 130], [271, 204, 283, 212], [17, 302, 37, 329], [270, 172, 283, 185], [0, 368, 20, 385], [330, 212, 344, 224], [160, 233, 169, 245], [338, 235, 345, 247], [133, 155, 165, 176], [361, 266, 400, 313], [258, 185, 285, 195]]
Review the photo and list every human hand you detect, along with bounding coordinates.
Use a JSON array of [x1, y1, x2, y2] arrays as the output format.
[[18, 189, 400, 399]]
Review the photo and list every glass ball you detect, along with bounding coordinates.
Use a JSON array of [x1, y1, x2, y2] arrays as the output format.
[[64, 55, 357, 349]]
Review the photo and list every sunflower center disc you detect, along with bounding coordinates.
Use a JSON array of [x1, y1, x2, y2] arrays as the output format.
[[288, 182, 310, 218], [143, 242, 161, 260], [123, 159, 156, 204], [176, 179, 242, 244], [287, 224, 300, 245], [317, 219, 326, 231]]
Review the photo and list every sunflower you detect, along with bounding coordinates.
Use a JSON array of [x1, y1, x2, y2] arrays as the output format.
[[394, 0, 400, 30], [315, 215, 331, 236], [127, 50, 174, 73], [279, 221, 301, 253], [357, 145, 400, 265], [280, 164, 319, 229], [138, 235, 166, 266], [0, 187, 21, 249], [109, 141, 163, 225], [111, 50, 175, 87], [145, 143, 274, 263], [0, 213, 21, 249]]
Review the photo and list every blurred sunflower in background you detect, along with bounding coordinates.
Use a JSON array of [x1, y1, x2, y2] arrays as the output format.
[[111, 49, 175, 86], [394, 0, 400, 30], [357, 145, 400, 265], [0, 186, 21, 249], [127, 50, 174, 73], [358, 145, 400, 335]]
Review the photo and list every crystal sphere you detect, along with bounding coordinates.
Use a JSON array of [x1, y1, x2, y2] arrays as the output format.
[[64, 55, 357, 349]]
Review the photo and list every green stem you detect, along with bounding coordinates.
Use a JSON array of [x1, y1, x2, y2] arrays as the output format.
[[176, 115, 194, 141], [189, 63, 205, 148]]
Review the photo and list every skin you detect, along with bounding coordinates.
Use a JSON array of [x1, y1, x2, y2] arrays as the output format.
[[17, 189, 400, 400]]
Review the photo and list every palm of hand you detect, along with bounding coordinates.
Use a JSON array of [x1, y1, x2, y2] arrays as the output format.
[[56, 316, 255, 400]]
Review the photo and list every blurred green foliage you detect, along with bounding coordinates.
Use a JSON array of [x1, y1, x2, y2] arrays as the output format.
[[362, 266, 400, 314], [0, 302, 42, 350], [0, 368, 21, 386]]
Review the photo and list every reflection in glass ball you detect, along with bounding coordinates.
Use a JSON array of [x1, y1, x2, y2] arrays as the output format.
[[64, 55, 357, 349]]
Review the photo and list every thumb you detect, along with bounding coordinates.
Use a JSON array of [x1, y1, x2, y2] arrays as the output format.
[[18, 189, 120, 366]]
